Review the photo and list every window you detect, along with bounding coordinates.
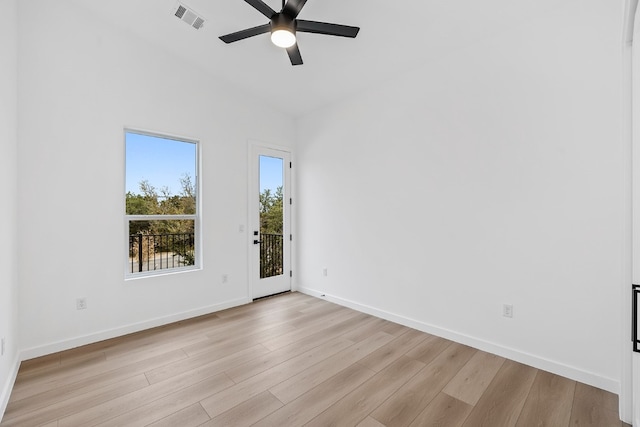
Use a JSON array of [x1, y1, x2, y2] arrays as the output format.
[[125, 130, 199, 276]]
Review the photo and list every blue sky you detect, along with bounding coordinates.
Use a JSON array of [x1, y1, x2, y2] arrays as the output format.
[[126, 132, 283, 196], [126, 132, 196, 195], [260, 155, 283, 193]]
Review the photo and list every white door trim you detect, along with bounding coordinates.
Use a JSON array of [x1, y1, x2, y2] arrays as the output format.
[[623, 1, 639, 424]]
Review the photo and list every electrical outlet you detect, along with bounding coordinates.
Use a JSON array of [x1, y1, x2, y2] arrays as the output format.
[[503, 304, 513, 318], [76, 297, 87, 310], [322, 268, 328, 277], [1, 338, 5, 356], [222, 274, 228, 284]]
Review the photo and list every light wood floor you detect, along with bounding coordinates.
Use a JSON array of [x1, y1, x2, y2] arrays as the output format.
[[1, 292, 629, 427]]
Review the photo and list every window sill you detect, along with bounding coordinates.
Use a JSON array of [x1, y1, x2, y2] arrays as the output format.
[[125, 265, 202, 282]]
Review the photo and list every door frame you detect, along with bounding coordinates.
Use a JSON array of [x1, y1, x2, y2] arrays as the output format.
[[623, 0, 639, 424], [247, 141, 292, 300]]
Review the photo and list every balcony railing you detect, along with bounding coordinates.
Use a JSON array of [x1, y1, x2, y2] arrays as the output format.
[[128, 232, 284, 276], [129, 232, 194, 273], [260, 233, 283, 278]]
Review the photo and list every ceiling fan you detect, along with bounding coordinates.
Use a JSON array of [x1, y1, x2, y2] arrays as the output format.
[[219, 0, 360, 66]]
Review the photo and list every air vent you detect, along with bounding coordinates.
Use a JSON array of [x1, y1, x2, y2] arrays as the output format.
[[175, 5, 186, 19], [172, 2, 205, 30], [193, 17, 205, 30]]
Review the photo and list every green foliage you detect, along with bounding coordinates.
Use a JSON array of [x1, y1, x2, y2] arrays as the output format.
[[260, 186, 283, 235], [127, 176, 284, 270], [126, 174, 195, 217]]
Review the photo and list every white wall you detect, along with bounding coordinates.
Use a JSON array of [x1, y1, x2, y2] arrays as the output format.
[[0, 0, 20, 418], [16, 0, 295, 356], [296, 0, 624, 393]]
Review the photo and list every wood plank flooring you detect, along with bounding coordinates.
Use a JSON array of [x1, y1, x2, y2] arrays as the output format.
[[1, 292, 629, 427]]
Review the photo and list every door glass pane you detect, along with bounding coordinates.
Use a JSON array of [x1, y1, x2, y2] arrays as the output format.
[[259, 155, 284, 278]]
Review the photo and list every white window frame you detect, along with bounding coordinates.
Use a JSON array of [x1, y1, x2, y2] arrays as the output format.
[[124, 129, 201, 279]]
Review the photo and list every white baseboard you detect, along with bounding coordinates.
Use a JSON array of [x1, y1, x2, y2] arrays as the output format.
[[633, 356, 640, 426], [298, 286, 619, 395], [20, 297, 251, 361], [0, 355, 20, 423]]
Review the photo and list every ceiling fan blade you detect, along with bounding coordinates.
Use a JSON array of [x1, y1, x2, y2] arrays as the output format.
[[283, 0, 308, 19], [244, 0, 277, 18], [219, 24, 271, 43], [296, 20, 360, 38], [287, 44, 303, 65]]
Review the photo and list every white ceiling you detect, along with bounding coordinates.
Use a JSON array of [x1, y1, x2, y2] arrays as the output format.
[[69, 0, 564, 117]]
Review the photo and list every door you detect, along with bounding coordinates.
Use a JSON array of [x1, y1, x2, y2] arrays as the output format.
[[250, 144, 291, 299]]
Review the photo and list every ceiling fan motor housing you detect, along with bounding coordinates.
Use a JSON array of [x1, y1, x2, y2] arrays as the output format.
[[271, 13, 296, 34]]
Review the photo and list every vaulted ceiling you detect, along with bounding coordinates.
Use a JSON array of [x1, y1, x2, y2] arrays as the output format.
[[70, 0, 564, 117]]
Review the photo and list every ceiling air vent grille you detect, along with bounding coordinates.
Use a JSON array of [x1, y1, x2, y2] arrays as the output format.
[[175, 5, 187, 19], [173, 2, 205, 30], [193, 17, 205, 30]]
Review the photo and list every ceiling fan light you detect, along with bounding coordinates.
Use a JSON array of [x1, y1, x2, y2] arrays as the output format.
[[271, 29, 296, 48]]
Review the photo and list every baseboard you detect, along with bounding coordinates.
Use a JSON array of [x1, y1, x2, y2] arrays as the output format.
[[0, 355, 20, 423], [633, 356, 640, 425], [298, 286, 619, 395], [20, 297, 252, 361]]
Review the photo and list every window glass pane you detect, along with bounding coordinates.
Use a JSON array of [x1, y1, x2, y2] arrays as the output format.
[[125, 132, 196, 215], [125, 131, 198, 276], [128, 219, 195, 273]]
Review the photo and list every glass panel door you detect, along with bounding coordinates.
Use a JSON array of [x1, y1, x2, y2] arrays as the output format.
[[250, 145, 291, 299]]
